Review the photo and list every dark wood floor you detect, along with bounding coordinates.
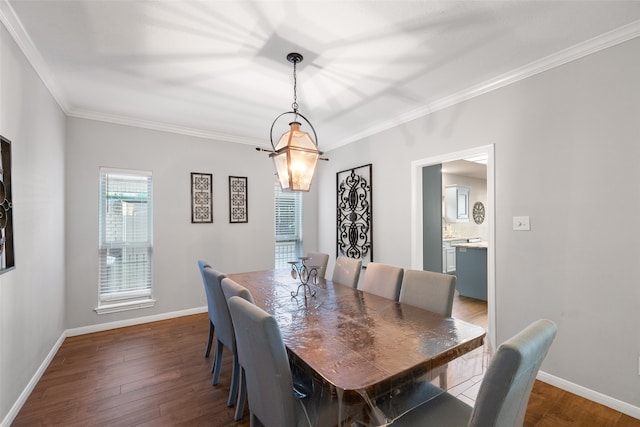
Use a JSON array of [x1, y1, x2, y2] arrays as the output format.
[[13, 294, 640, 426]]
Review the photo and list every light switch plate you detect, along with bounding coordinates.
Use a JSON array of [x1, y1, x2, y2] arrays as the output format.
[[513, 216, 530, 231]]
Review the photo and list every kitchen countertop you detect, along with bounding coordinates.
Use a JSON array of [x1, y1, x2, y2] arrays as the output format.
[[443, 236, 478, 242], [453, 241, 488, 249]]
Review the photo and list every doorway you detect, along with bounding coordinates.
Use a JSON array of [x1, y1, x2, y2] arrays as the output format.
[[410, 145, 495, 349]]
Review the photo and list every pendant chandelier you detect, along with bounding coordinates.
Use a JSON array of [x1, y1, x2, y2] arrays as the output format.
[[258, 53, 326, 192]]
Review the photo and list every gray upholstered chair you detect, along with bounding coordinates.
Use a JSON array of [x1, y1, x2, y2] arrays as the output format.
[[399, 269, 456, 317], [305, 252, 329, 279], [332, 256, 362, 288], [392, 319, 558, 427], [227, 296, 342, 427], [358, 262, 404, 301], [399, 269, 456, 388], [221, 278, 255, 421], [202, 266, 239, 408], [197, 260, 214, 358]]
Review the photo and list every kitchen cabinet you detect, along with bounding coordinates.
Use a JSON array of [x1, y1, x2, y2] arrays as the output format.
[[445, 185, 470, 223], [442, 239, 467, 273], [455, 244, 487, 301]]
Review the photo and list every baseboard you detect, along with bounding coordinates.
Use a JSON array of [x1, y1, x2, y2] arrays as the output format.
[[1, 306, 207, 427], [5, 308, 638, 426], [1, 332, 67, 427], [66, 306, 207, 337], [537, 371, 640, 419]]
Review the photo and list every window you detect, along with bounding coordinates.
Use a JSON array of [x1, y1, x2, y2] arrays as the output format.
[[97, 168, 154, 314], [274, 183, 302, 268]]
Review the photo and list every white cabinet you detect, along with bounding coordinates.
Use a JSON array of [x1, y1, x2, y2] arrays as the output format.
[[445, 185, 470, 223], [442, 239, 466, 273]]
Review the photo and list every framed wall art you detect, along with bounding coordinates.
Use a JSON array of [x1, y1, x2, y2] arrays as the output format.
[[191, 172, 213, 223], [0, 135, 14, 273], [229, 176, 248, 223], [336, 163, 372, 266]]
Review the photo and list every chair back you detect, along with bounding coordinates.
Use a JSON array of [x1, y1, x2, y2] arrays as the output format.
[[358, 262, 404, 301], [221, 277, 255, 304], [399, 270, 456, 316], [305, 252, 330, 279], [202, 267, 235, 351], [198, 260, 214, 323], [469, 319, 558, 427], [228, 296, 298, 427], [332, 256, 362, 288]]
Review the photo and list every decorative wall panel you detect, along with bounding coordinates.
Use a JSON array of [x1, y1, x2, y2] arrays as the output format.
[[336, 164, 372, 265], [0, 135, 14, 273], [229, 176, 248, 223], [191, 172, 213, 223]]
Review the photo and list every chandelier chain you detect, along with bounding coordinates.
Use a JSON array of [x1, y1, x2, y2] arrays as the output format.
[[292, 59, 299, 114]]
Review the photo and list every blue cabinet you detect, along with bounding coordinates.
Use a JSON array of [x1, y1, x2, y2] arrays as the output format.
[[455, 246, 487, 301]]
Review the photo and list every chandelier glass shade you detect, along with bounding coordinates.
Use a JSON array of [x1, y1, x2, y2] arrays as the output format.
[[265, 52, 324, 192], [271, 119, 319, 192]]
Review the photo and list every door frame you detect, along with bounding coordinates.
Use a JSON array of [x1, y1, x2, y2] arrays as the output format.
[[410, 144, 496, 349]]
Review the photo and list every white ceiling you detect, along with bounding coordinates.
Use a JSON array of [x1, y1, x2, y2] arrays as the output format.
[[2, 1, 640, 151], [443, 159, 486, 180]]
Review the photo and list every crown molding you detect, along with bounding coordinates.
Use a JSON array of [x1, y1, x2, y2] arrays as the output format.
[[328, 19, 640, 151], [3, 0, 639, 150], [0, 0, 70, 113], [69, 109, 265, 146]]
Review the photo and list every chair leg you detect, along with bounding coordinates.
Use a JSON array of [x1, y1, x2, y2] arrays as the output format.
[[439, 367, 448, 390], [227, 352, 240, 407], [212, 340, 223, 385], [205, 321, 214, 358], [234, 368, 247, 421]]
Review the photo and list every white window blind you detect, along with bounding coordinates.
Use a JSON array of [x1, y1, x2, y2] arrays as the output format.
[[98, 168, 153, 310], [274, 182, 302, 268]]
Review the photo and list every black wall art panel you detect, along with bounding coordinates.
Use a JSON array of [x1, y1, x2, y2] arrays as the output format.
[[336, 164, 372, 266], [191, 172, 213, 223], [229, 176, 248, 223], [0, 135, 14, 273]]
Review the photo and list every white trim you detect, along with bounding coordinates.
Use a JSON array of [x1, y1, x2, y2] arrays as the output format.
[[1, 306, 207, 426], [3, 307, 639, 426], [537, 371, 640, 420], [70, 111, 265, 147], [68, 306, 207, 337], [3, 0, 639, 150], [410, 145, 496, 351], [94, 299, 157, 315], [1, 332, 67, 427], [326, 20, 640, 151], [0, 0, 69, 114], [100, 166, 153, 177]]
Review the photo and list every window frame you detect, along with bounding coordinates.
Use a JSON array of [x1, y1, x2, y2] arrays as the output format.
[[274, 182, 303, 268], [95, 167, 155, 314]]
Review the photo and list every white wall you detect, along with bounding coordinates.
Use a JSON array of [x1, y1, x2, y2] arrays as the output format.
[[65, 118, 318, 329], [2, 16, 320, 419], [0, 24, 66, 423], [317, 37, 640, 410]]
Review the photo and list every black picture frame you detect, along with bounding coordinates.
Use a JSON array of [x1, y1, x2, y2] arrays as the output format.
[[336, 163, 373, 266], [191, 172, 213, 223], [229, 176, 248, 223], [0, 135, 14, 274]]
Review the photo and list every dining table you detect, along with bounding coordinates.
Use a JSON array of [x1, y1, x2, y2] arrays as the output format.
[[228, 267, 486, 426]]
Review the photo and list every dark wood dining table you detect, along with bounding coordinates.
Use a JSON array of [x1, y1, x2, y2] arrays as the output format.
[[228, 268, 486, 426]]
